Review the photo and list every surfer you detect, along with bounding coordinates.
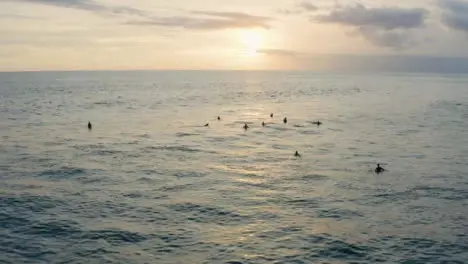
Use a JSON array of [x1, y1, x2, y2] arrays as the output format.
[[375, 164, 385, 173]]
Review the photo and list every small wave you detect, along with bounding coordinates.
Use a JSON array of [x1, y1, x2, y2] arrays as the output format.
[[358, 190, 419, 205], [413, 186, 468, 201], [300, 174, 329, 181], [368, 235, 468, 262], [316, 238, 369, 259], [72, 144, 124, 156], [43, 141, 64, 147], [137, 175, 157, 182], [316, 207, 363, 220], [78, 229, 149, 245], [399, 154, 426, 159], [93, 99, 125, 107], [271, 126, 289, 131], [143, 145, 216, 154], [136, 133, 151, 138], [38, 166, 86, 179], [94, 100, 111, 105], [232, 179, 270, 189], [283, 197, 321, 208], [166, 202, 246, 225], [158, 183, 196, 192], [17, 219, 80, 237], [173, 171, 206, 178], [122, 192, 143, 198], [175, 132, 199, 137], [0, 214, 32, 230], [300, 130, 320, 135], [92, 149, 123, 156], [0, 195, 64, 214]]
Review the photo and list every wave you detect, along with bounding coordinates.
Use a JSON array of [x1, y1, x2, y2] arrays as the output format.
[[38, 166, 87, 180], [166, 202, 246, 225]]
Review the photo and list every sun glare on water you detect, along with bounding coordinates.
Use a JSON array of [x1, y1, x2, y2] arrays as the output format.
[[241, 30, 263, 57]]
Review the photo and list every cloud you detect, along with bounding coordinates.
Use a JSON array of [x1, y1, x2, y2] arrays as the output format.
[[315, 4, 427, 30], [6, 0, 146, 16], [439, 0, 468, 32], [0, 13, 43, 20], [127, 11, 272, 30], [313, 4, 428, 49], [279, 1, 318, 15], [3, 0, 271, 30], [257, 49, 303, 56], [298, 1, 318, 12], [356, 27, 417, 49]]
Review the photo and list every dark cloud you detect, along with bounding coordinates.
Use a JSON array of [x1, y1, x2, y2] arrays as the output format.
[[127, 11, 271, 30], [315, 4, 427, 30], [439, 0, 468, 32], [313, 4, 428, 49], [356, 27, 417, 49], [279, 1, 318, 15], [298, 1, 318, 12]]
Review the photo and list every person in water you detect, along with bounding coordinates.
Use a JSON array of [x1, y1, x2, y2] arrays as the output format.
[[217, 116, 221, 121], [88, 121, 92, 130], [243, 123, 249, 130], [294, 151, 301, 157], [311, 120, 322, 126], [270, 113, 273, 118], [375, 164, 385, 173], [262, 121, 265, 127], [283, 117, 287, 124]]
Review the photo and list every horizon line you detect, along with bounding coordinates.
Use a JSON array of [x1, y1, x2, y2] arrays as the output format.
[[2, 68, 468, 75]]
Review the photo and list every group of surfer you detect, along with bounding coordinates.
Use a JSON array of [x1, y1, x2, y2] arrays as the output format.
[[207, 113, 322, 130], [87, 113, 385, 174]]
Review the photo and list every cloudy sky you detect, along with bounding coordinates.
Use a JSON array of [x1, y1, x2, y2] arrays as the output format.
[[1, 0, 468, 71]]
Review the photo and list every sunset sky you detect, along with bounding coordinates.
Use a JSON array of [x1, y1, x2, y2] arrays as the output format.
[[2, 0, 468, 71]]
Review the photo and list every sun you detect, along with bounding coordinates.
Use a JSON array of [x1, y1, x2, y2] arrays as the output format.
[[241, 30, 263, 57]]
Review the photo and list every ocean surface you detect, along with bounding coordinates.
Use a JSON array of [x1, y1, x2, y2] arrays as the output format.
[[1, 71, 468, 264]]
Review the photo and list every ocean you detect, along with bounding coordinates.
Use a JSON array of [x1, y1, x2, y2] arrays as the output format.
[[1, 71, 467, 263]]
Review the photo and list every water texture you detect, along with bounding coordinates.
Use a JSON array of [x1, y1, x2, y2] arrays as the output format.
[[1, 71, 468, 263]]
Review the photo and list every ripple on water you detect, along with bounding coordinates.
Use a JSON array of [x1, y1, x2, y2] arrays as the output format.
[[166, 202, 247, 225], [316, 207, 364, 220], [0, 194, 65, 216], [72, 144, 126, 156], [175, 132, 200, 137], [357, 190, 420, 205], [367, 235, 468, 263], [37, 166, 90, 180], [142, 145, 216, 154], [77, 229, 150, 246], [15, 219, 80, 238], [173, 170, 206, 178], [299, 174, 329, 182], [413, 186, 468, 201]]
